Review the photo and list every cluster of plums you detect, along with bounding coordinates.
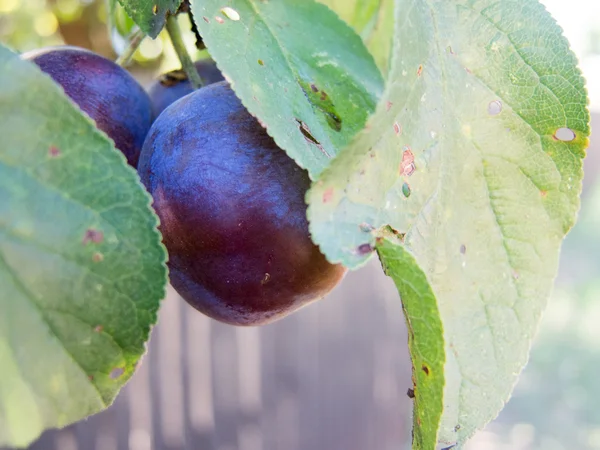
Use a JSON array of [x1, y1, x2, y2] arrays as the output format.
[[25, 46, 345, 326]]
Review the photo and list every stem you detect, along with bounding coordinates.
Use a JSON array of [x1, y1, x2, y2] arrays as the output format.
[[166, 15, 204, 89], [116, 28, 145, 67]]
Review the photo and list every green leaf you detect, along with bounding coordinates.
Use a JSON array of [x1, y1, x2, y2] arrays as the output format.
[[308, 0, 589, 447], [0, 45, 167, 447], [318, 0, 394, 75], [191, 0, 384, 178], [116, 0, 180, 38], [376, 233, 444, 449]]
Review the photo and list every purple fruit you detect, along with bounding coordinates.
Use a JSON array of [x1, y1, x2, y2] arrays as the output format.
[[23, 46, 152, 167], [148, 59, 225, 118], [138, 82, 346, 326]]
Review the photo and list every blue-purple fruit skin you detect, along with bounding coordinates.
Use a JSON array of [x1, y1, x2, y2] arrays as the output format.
[[148, 59, 225, 118], [23, 46, 152, 167], [138, 82, 346, 326]]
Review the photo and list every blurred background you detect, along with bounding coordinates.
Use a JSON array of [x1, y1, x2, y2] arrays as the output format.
[[1, 0, 600, 449]]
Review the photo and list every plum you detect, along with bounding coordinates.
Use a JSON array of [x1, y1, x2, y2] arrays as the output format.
[[138, 81, 346, 326], [23, 46, 152, 167], [148, 59, 224, 118]]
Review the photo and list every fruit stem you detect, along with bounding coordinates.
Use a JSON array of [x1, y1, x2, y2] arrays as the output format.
[[166, 15, 204, 89], [116, 28, 145, 67]]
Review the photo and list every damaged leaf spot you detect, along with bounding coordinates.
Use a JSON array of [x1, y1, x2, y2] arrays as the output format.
[[400, 146, 415, 176], [297, 80, 342, 132], [296, 119, 331, 157], [83, 229, 103, 245], [220, 7, 240, 21], [322, 187, 334, 203], [422, 364, 430, 376]]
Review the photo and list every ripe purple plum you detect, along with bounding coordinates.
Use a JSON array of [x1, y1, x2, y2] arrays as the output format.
[[138, 82, 346, 326], [148, 59, 225, 118], [23, 46, 152, 167]]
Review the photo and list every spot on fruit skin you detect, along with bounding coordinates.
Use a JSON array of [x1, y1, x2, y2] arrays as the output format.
[[322, 187, 334, 204]]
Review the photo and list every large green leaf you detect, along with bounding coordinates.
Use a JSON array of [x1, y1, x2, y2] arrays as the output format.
[[318, 0, 394, 75], [191, 0, 384, 178], [377, 233, 444, 449], [0, 45, 167, 447], [117, 0, 180, 38], [308, 0, 589, 447]]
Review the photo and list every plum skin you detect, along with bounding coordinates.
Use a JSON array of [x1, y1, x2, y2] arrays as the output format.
[[148, 59, 224, 118], [23, 46, 152, 167], [138, 82, 346, 326]]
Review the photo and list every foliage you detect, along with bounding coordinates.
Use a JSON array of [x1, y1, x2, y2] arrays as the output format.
[[0, 0, 590, 448]]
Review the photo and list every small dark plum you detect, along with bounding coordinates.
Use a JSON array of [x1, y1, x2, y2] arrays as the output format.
[[23, 46, 152, 167], [138, 82, 346, 326], [148, 59, 225, 118]]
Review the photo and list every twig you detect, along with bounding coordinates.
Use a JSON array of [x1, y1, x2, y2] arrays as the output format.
[[165, 15, 204, 89]]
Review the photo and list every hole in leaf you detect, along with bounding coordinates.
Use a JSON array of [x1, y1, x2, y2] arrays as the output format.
[[488, 100, 502, 116], [359, 223, 375, 232], [554, 127, 576, 142], [110, 368, 124, 379], [357, 244, 374, 255]]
